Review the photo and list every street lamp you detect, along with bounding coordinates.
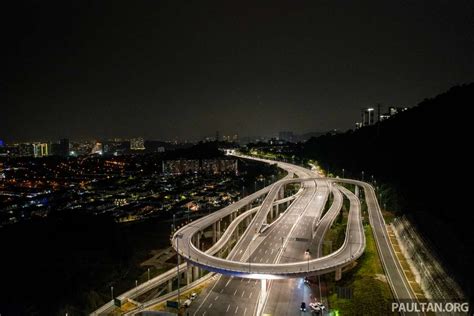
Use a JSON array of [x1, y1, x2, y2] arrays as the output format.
[[135, 279, 138, 288], [148, 268, 150, 281], [342, 168, 345, 178], [175, 233, 184, 308], [361, 171, 364, 181], [110, 286, 114, 301]]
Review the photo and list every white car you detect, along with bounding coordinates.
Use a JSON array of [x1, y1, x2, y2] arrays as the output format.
[[183, 299, 192, 307], [190, 292, 197, 300], [309, 302, 326, 312]]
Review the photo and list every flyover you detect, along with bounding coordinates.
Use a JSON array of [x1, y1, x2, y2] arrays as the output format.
[[93, 154, 418, 315]]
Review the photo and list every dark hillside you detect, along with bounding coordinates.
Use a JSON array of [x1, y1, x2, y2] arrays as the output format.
[[300, 83, 473, 299]]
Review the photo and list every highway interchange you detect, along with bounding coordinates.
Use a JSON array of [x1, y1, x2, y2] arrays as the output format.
[[92, 153, 419, 315]]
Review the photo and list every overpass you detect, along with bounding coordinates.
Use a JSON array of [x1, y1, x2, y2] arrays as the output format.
[[92, 154, 418, 315]]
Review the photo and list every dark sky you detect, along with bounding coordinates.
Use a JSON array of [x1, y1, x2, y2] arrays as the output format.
[[2, 1, 473, 142]]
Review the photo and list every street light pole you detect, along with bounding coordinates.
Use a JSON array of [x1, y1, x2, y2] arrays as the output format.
[[342, 168, 345, 178], [177, 236, 181, 308], [110, 286, 114, 301], [148, 268, 150, 281], [175, 233, 184, 309]]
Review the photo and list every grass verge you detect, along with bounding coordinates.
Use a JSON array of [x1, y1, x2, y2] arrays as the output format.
[[325, 225, 394, 315]]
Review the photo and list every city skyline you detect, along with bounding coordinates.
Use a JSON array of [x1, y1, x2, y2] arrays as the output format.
[[2, 1, 473, 142]]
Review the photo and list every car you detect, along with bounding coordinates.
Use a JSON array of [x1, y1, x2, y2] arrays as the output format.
[[309, 302, 326, 312], [183, 299, 192, 307], [300, 302, 307, 311], [304, 277, 310, 285], [305, 248, 311, 255], [190, 292, 197, 300], [309, 302, 321, 312]]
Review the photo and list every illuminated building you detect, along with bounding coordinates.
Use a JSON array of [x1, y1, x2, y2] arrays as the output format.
[[362, 108, 375, 126], [91, 142, 103, 155], [33, 143, 49, 157], [130, 137, 145, 150]]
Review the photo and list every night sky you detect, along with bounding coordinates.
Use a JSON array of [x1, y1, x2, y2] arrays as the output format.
[[2, 1, 473, 142]]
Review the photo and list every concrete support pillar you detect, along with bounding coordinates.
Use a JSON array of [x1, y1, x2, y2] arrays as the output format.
[[193, 266, 199, 280], [181, 271, 186, 285], [216, 220, 221, 240], [196, 232, 201, 250], [168, 279, 173, 292], [212, 222, 217, 244], [355, 185, 359, 198], [187, 263, 192, 284], [278, 186, 284, 200], [335, 267, 342, 281]]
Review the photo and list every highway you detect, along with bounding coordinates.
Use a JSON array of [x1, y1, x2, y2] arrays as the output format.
[[92, 154, 418, 315], [189, 179, 320, 315]]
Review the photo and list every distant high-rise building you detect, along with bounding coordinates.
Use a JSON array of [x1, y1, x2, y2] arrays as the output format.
[[51, 139, 70, 156], [33, 143, 49, 157], [18, 143, 34, 156], [279, 131, 294, 142], [362, 108, 375, 126], [130, 137, 145, 150]]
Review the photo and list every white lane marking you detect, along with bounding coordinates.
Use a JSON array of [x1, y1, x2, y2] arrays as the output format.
[[247, 279, 251, 283], [208, 303, 213, 309], [220, 288, 224, 293], [226, 304, 230, 312], [225, 277, 232, 287], [214, 295, 219, 301], [241, 290, 245, 297], [235, 306, 239, 314], [233, 289, 238, 296], [244, 307, 247, 315], [249, 291, 253, 298]]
